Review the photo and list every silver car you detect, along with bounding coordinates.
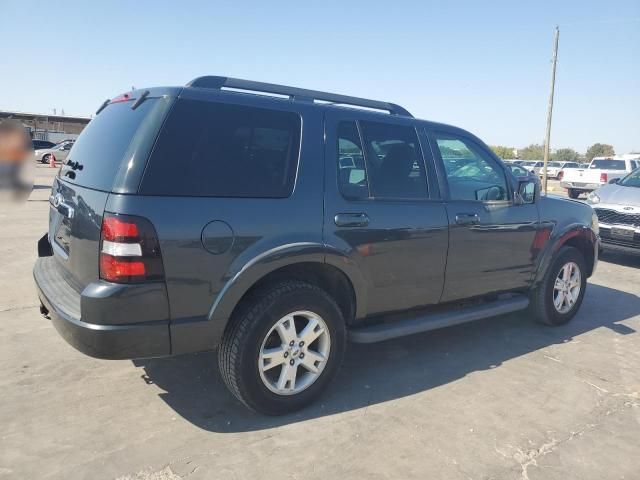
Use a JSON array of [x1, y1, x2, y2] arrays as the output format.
[[519, 160, 541, 174], [588, 168, 640, 254], [34, 140, 74, 164], [541, 161, 581, 179]]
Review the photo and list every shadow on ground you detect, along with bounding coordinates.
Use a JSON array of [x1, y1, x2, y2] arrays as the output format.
[[134, 284, 639, 432]]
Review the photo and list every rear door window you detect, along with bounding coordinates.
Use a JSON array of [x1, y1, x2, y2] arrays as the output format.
[[59, 99, 162, 191], [141, 99, 301, 198], [358, 121, 428, 199]]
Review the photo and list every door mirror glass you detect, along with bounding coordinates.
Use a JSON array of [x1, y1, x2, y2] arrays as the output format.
[[608, 177, 619, 184], [516, 179, 537, 204]]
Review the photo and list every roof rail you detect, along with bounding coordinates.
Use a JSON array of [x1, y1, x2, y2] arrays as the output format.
[[186, 76, 412, 117]]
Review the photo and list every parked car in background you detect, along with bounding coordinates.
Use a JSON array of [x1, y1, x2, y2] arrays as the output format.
[[519, 161, 543, 175], [561, 156, 639, 199], [505, 163, 530, 176], [519, 161, 535, 173], [34, 140, 75, 164], [554, 161, 581, 180], [588, 167, 640, 254], [539, 161, 581, 179], [34, 76, 599, 415], [32, 139, 56, 150]]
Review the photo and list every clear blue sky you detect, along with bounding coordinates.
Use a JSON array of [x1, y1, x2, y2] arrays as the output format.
[[3, 0, 639, 153]]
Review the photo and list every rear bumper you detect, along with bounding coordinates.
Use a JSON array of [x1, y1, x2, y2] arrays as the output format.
[[600, 241, 640, 255], [34, 257, 171, 360], [560, 181, 600, 191], [599, 225, 640, 255]]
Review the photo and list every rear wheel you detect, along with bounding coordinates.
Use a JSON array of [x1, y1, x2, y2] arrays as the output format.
[[567, 188, 580, 199], [529, 246, 587, 326], [218, 281, 346, 415]]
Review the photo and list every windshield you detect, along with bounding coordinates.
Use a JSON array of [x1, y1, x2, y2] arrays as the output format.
[[590, 159, 626, 170], [619, 168, 640, 187], [547, 162, 561, 167]]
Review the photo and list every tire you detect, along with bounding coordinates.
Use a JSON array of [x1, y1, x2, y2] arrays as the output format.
[[557, 171, 564, 181], [529, 246, 587, 326], [42, 154, 51, 164], [567, 188, 580, 199], [218, 281, 346, 415]]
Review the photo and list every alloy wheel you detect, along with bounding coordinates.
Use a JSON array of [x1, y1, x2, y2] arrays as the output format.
[[553, 261, 581, 314], [258, 310, 331, 395]]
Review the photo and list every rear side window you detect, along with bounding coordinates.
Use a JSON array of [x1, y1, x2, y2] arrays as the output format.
[[59, 99, 161, 191], [141, 100, 301, 197]]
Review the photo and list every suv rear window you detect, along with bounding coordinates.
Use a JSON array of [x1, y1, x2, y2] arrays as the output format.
[[140, 99, 301, 198], [59, 99, 161, 191], [590, 159, 626, 170]]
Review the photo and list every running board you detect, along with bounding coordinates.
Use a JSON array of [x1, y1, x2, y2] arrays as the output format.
[[348, 295, 530, 344]]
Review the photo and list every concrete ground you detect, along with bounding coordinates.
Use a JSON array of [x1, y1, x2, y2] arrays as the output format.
[[1, 167, 638, 480]]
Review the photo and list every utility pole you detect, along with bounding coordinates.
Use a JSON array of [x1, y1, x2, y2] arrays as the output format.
[[542, 26, 559, 194]]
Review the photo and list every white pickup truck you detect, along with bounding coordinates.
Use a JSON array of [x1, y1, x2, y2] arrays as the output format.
[[561, 155, 639, 199]]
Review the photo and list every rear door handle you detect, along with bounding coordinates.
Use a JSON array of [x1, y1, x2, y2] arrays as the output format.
[[334, 213, 370, 227], [455, 213, 480, 225]]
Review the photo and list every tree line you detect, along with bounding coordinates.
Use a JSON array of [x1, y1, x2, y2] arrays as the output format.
[[490, 143, 615, 163]]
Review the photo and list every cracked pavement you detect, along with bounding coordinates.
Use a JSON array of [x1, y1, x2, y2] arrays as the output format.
[[1, 167, 639, 480]]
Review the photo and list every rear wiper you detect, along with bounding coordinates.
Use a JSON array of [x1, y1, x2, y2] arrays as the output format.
[[95, 98, 110, 115], [131, 90, 150, 110]]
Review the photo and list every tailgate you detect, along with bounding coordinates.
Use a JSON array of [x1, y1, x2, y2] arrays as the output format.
[[49, 178, 109, 289], [47, 92, 175, 291], [564, 168, 598, 183]]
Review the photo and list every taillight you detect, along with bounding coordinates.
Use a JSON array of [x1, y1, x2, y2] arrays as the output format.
[[99, 213, 164, 283], [600, 173, 608, 183], [109, 93, 132, 104]]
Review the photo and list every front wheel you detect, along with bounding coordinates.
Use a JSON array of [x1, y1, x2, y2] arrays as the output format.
[[42, 154, 51, 164], [529, 246, 587, 326], [218, 281, 346, 415]]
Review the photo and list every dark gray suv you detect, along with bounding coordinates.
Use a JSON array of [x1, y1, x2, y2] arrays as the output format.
[[34, 77, 599, 414]]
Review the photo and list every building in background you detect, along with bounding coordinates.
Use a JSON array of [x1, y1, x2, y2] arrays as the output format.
[[0, 110, 91, 144]]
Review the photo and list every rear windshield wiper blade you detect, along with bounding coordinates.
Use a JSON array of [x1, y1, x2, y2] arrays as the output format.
[[95, 98, 110, 115], [131, 90, 150, 110]]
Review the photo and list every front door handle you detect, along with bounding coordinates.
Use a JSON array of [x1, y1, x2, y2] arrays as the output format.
[[455, 213, 480, 225], [335, 213, 370, 227]]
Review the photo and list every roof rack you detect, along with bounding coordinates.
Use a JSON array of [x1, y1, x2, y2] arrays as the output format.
[[186, 76, 412, 117]]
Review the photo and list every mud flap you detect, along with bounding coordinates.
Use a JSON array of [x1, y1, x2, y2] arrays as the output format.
[[37, 233, 53, 257]]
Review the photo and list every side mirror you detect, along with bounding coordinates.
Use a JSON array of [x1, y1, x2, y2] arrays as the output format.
[[515, 178, 538, 205], [608, 177, 619, 184]]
